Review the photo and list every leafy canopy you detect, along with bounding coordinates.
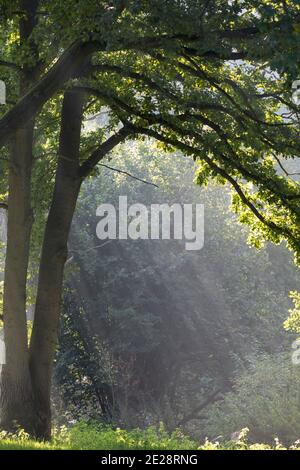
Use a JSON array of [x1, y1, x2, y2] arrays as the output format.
[[0, 0, 299, 261]]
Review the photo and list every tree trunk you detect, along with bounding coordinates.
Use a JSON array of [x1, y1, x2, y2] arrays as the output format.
[[0, 122, 37, 434], [0, 0, 44, 436], [29, 90, 85, 439]]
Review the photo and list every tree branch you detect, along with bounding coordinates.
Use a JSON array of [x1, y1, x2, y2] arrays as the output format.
[[98, 162, 158, 187], [0, 40, 101, 149], [177, 389, 222, 427], [79, 84, 300, 216], [79, 126, 134, 178]]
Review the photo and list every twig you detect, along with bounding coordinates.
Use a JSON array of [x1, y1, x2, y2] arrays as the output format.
[[273, 153, 300, 180], [99, 163, 159, 188]]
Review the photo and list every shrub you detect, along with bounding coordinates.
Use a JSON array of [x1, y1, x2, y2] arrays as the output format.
[[203, 353, 300, 444]]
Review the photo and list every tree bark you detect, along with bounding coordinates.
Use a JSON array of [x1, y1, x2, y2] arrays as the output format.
[[29, 90, 85, 439], [0, 122, 36, 434], [0, 40, 98, 149], [0, 0, 40, 436]]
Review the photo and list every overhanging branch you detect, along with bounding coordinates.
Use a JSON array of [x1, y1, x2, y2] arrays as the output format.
[[79, 126, 134, 178], [132, 124, 300, 249]]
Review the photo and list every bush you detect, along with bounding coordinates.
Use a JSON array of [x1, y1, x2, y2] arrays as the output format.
[[203, 353, 300, 445], [67, 422, 198, 450]]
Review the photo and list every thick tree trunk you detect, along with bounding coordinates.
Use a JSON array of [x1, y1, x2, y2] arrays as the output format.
[[0, 1, 43, 436], [29, 90, 85, 439], [0, 121, 36, 433]]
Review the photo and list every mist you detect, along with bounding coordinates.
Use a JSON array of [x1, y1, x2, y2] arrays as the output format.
[[50, 140, 300, 445]]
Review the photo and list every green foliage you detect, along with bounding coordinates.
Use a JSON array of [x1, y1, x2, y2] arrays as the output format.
[[0, 423, 204, 450], [67, 422, 198, 450], [0, 423, 299, 450], [203, 353, 300, 445]]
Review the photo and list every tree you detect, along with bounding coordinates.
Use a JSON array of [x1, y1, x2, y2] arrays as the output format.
[[0, 0, 299, 438], [56, 141, 299, 431]]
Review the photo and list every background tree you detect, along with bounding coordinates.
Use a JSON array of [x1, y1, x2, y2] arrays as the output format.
[[53, 141, 299, 435]]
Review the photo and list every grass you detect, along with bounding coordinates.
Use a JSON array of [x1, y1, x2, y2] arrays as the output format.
[[0, 424, 295, 450]]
